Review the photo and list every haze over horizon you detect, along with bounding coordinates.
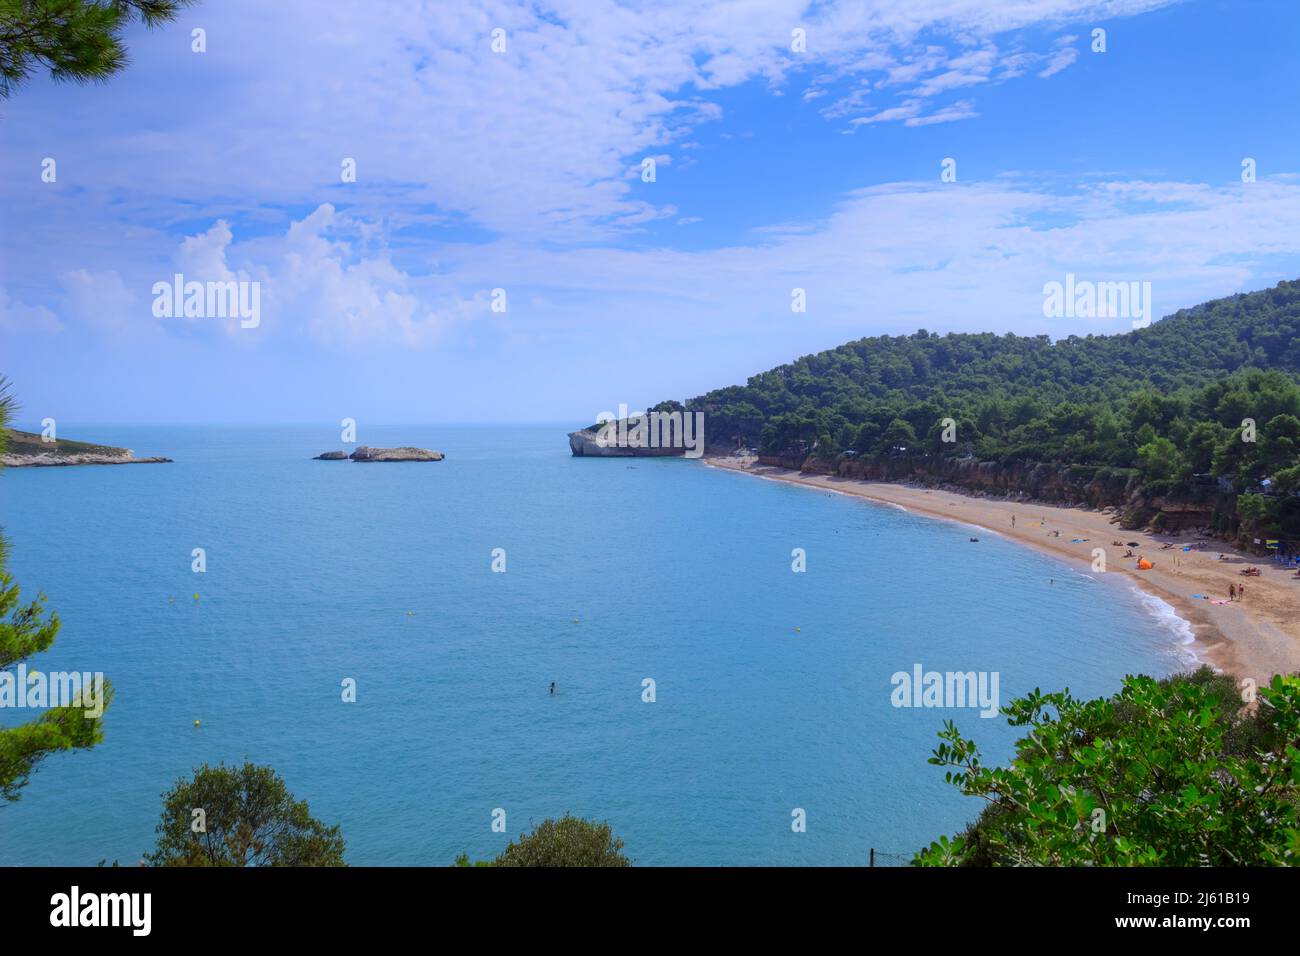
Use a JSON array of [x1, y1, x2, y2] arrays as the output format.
[[4, 0, 1300, 425]]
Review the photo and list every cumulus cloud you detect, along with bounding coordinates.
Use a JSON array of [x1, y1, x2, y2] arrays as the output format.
[[161, 205, 482, 348], [190, 175, 1294, 351], [270, 204, 452, 348]]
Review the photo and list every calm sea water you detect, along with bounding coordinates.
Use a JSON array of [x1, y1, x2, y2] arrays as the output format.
[[0, 425, 1190, 866]]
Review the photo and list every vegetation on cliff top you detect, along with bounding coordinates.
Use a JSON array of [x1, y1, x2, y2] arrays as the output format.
[[3, 428, 133, 459], [675, 279, 1300, 544]]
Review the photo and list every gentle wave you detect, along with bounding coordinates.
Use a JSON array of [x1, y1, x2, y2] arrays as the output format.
[[1129, 584, 1206, 670]]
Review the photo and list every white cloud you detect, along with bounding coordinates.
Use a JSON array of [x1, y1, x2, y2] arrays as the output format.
[[0, 0, 1181, 244], [1038, 42, 1080, 78], [8, 172, 1298, 425], [905, 99, 981, 126], [225, 204, 478, 348], [40, 171, 1300, 351], [6, 0, 1256, 373], [59, 269, 141, 335], [0, 286, 62, 333], [452, 175, 1300, 340]]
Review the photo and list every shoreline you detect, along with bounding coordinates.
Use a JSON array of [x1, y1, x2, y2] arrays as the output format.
[[704, 457, 1300, 684], [1, 455, 172, 467]]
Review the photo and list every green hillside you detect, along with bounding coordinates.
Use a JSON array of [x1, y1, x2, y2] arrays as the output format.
[[676, 279, 1300, 545], [3, 429, 131, 459]]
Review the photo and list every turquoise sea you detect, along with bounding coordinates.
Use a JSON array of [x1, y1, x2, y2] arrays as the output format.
[[0, 425, 1191, 866]]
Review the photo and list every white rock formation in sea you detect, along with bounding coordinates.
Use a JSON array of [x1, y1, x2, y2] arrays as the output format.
[[567, 427, 685, 457], [311, 446, 445, 461]]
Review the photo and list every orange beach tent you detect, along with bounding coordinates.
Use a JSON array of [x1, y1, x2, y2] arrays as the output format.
[[1137, 558, 1154, 570]]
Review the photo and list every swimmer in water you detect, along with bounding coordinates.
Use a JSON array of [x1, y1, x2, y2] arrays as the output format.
[[549, 682, 555, 695]]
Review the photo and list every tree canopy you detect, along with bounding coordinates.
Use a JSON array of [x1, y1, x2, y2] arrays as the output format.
[[916, 668, 1300, 866], [676, 280, 1300, 543], [0, 374, 112, 804], [457, 813, 631, 867], [146, 762, 346, 867], [0, 0, 196, 98]]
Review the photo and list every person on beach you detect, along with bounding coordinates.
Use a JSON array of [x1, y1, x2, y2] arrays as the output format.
[[1229, 583, 1236, 601], [1011, 515, 1016, 528]]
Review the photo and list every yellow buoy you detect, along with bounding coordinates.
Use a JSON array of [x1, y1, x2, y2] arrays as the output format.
[[193, 719, 201, 727], [192, 593, 200, 600]]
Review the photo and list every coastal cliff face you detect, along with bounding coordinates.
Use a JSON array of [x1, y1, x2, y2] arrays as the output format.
[[758, 454, 835, 474], [832, 456, 1142, 508], [1, 429, 171, 467], [762, 451, 1236, 536], [567, 428, 685, 457]]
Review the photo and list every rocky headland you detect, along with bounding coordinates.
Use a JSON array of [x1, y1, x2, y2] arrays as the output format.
[[568, 426, 691, 457], [1, 429, 172, 467]]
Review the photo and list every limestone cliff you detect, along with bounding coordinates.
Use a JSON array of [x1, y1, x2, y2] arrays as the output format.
[[567, 428, 687, 457]]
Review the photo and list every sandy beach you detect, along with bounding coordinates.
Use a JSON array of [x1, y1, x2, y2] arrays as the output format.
[[705, 456, 1300, 684]]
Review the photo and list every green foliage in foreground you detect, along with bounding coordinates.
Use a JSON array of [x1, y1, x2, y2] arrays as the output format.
[[456, 813, 631, 867], [146, 762, 346, 866], [0, 376, 9, 458], [0, 573, 113, 801], [916, 668, 1300, 866], [0, 0, 198, 99], [0, 374, 112, 804]]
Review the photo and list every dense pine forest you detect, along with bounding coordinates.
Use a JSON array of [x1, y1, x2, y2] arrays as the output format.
[[673, 279, 1300, 546]]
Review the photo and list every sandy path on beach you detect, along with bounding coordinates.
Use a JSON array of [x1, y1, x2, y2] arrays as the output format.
[[705, 457, 1300, 684]]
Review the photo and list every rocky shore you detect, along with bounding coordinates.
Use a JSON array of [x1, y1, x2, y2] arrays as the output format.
[[2, 430, 172, 467], [315, 446, 444, 462]]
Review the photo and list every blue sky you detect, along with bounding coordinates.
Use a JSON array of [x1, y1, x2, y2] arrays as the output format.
[[2, 0, 1299, 425]]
